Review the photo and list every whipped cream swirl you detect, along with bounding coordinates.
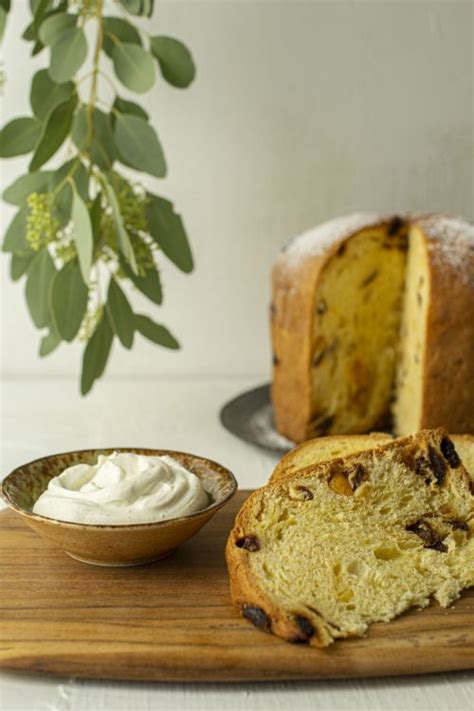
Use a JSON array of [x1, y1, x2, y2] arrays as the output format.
[[33, 452, 209, 525]]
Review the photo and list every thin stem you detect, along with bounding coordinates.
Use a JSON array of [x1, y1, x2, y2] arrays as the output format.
[[77, 62, 117, 99], [51, 157, 81, 197], [85, 0, 104, 157], [75, 70, 95, 88], [95, 97, 111, 111], [96, 98, 121, 121], [97, 69, 119, 94]]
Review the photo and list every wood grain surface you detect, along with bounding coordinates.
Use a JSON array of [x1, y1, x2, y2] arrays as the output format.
[[0, 491, 473, 682]]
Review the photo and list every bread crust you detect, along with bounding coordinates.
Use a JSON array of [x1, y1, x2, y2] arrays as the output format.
[[271, 252, 323, 444], [271, 214, 395, 443], [414, 217, 474, 434], [226, 429, 473, 647], [270, 432, 392, 484]]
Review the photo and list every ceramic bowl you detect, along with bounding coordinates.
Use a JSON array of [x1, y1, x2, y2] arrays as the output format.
[[2, 448, 237, 566]]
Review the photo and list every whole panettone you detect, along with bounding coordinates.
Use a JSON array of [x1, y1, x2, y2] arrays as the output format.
[[270, 214, 474, 442]]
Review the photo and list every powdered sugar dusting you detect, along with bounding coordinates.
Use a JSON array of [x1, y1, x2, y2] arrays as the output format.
[[417, 215, 474, 283], [281, 212, 389, 269]]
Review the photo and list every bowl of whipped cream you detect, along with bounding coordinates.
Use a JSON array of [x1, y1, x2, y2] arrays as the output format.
[[2, 448, 237, 566]]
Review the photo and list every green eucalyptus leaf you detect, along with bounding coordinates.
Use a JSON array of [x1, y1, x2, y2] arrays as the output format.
[[30, 0, 53, 13], [103, 16, 141, 57], [32, 0, 67, 14], [39, 12, 76, 45], [23, 22, 36, 41], [135, 314, 180, 349], [72, 106, 116, 168], [3, 170, 52, 205], [26, 0, 66, 42], [112, 96, 149, 122], [106, 277, 134, 349], [72, 160, 90, 200], [51, 260, 88, 341], [142, 0, 154, 18], [25, 247, 56, 328], [54, 183, 73, 226], [89, 193, 103, 247], [0, 117, 42, 158], [30, 69, 74, 121], [31, 39, 44, 56], [60, 163, 89, 223], [71, 190, 93, 284], [57, 191, 75, 228], [145, 194, 193, 273], [11, 250, 35, 281], [39, 326, 61, 357], [103, 176, 138, 274], [32, 0, 51, 30], [29, 94, 77, 171], [80, 311, 114, 395], [72, 105, 116, 170], [0, 6, 8, 42], [49, 26, 87, 83], [111, 42, 155, 94], [2, 207, 29, 253], [118, 0, 142, 15], [150, 36, 196, 88], [71, 106, 92, 154], [70, 104, 87, 144], [114, 114, 166, 178], [121, 258, 162, 305]]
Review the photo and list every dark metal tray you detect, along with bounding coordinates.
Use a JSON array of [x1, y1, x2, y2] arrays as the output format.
[[219, 383, 294, 454]]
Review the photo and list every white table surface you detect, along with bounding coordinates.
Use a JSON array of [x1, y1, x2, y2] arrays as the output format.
[[1, 376, 473, 711]]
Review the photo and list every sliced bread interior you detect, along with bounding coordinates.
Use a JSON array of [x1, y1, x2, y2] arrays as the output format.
[[227, 429, 474, 646], [393, 222, 430, 434], [307, 220, 408, 436]]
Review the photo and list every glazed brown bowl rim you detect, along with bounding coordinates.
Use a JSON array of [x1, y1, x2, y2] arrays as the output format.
[[1, 446, 238, 530]]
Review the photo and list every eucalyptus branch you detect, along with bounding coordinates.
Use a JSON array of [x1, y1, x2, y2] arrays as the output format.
[[96, 69, 119, 93], [0, 0, 196, 394]]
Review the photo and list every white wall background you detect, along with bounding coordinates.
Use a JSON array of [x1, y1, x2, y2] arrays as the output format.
[[1, 0, 473, 386]]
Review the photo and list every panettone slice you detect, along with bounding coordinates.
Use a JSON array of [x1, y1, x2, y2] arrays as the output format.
[[226, 429, 474, 646]]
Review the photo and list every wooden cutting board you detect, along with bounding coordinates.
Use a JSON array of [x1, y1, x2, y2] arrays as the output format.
[[1, 491, 473, 682]]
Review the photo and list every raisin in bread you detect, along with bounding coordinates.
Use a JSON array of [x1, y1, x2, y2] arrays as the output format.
[[271, 214, 474, 443], [270, 432, 392, 483], [226, 429, 474, 647], [270, 433, 474, 484]]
